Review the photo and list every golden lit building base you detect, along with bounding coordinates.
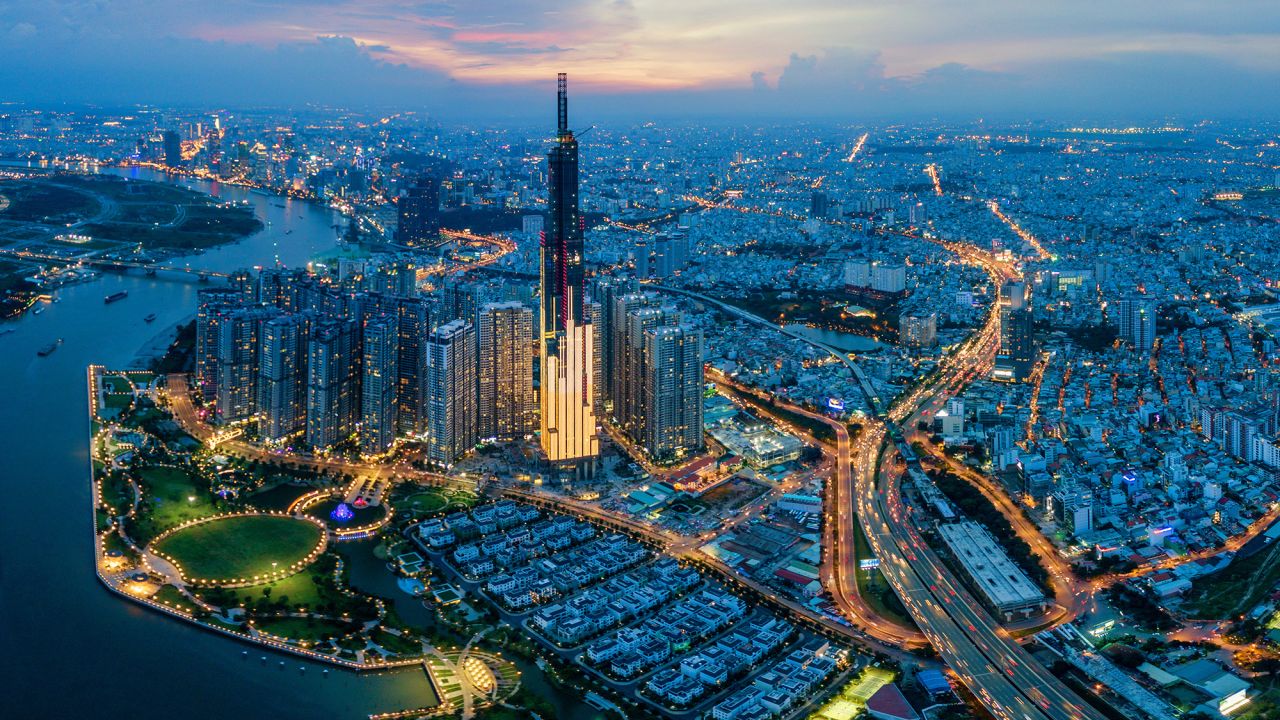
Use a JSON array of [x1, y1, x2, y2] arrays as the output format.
[[539, 312, 600, 478]]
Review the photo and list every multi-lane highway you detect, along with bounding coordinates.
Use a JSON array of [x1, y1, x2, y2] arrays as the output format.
[[659, 244, 1110, 718], [850, 240, 1107, 720]]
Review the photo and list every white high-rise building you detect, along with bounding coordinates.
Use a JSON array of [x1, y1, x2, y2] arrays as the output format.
[[900, 313, 938, 348], [843, 258, 906, 294], [426, 319, 477, 466], [1114, 295, 1157, 353]]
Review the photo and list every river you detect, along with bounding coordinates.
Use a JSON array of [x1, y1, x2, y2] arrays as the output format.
[[0, 167, 589, 718]]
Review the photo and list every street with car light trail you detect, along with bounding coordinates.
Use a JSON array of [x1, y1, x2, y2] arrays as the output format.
[[662, 232, 1110, 719]]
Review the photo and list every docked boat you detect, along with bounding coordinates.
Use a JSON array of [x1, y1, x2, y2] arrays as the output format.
[[104, 291, 128, 304], [37, 339, 62, 356], [144, 313, 157, 323]]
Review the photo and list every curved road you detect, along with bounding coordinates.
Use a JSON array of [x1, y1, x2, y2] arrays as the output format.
[[655, 246, 1110, 720]]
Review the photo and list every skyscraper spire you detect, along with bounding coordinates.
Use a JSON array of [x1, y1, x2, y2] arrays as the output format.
[[557, 72, 569, 137], [540, 72, 599, 477]]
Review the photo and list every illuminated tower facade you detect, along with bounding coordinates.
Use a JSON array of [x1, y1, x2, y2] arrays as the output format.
[[539, 73, 600, 474]]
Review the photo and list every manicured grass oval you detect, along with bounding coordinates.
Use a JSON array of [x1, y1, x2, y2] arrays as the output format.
[[152, 514, 324, 584]]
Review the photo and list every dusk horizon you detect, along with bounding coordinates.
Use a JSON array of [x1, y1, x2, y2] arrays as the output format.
[[4, 4, 1280, 720], [4, 2, 1280, 120]]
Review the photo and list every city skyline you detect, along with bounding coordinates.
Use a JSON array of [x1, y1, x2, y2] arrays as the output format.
[[4, 2, 1280, 118], [5, 3, 1280, 717]]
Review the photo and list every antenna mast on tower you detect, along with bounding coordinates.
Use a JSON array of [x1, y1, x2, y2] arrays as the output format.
[[557, 72, 569, 137]]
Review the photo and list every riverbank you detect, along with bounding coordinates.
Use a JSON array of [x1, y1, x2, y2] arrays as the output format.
[[0, 171, 266, 322], [1, 171, 444, 719], [87, 365, 438, 676]]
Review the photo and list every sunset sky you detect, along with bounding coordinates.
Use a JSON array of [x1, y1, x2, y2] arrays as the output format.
[[4, 1, 1280, 119]]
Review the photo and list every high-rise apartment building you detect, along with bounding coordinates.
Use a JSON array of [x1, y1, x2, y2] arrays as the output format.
[[396, 174, 442, 247], [641, 324, 705, 460], [426, 319, 477, 465], [257, 313, 309, 443], [306, 319, 359, 451], [395, 297, 431, 436], [608, 291, 661, 420], [1115, 295, 1157, 353], [162, 129, 182, 167], [615, 304, 678, 437], [994, 281, 1035, 381], [215, 307, 275, 423], [360, 316, 399, 456], [900, 313, 938, 349], [478, 302, 535, 440], [195, 287, 243, 401]]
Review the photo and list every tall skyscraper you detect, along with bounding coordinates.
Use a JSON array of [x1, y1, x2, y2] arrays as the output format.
[[360, 316, 399, 456], [994, 281, 1035, 381], [215, 307, 276, 423], [441, 279, 483, 326], [306, 319, 359, 451], [642, 324, 705, 461], [478, 302, 535, 440], [616, 304, 678, 438], [810, 191, 830, 218], [589, 276, 637, 413], [587, 300, 605, 416], [195, 287, 243, 401], [257, 313, 309, 443], [162, 129, 182, 167], [426, 319, 477, 465], [397, 175, 442, 247], [395, 297, 431, 436], [539, 73, 600, 475], [608, 291, 661, 421], [1115, 295, 1157, 354]]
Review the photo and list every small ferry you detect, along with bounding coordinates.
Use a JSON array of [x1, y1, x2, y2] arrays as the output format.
[[37, 338, 62, 356], [104, 290, 129, 304], [144, 313, 157, 323], [32, 305, 44, 315]]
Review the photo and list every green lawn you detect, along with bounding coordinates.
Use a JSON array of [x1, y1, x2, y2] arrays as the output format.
[[132, 465, 218, 542], [370, 627, 425, 656], [102, 375, 133, 394], [152, 514, 323, 583], [195, 554, 380, 621], [253, 615, 359, 643], [403, 491, 449, 515], [133, 466, 217, 538], [151, 585, 197, 613], [99, 471, 135, 515], [396, 487, 477, 521], [103, 393, 134, 410]]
